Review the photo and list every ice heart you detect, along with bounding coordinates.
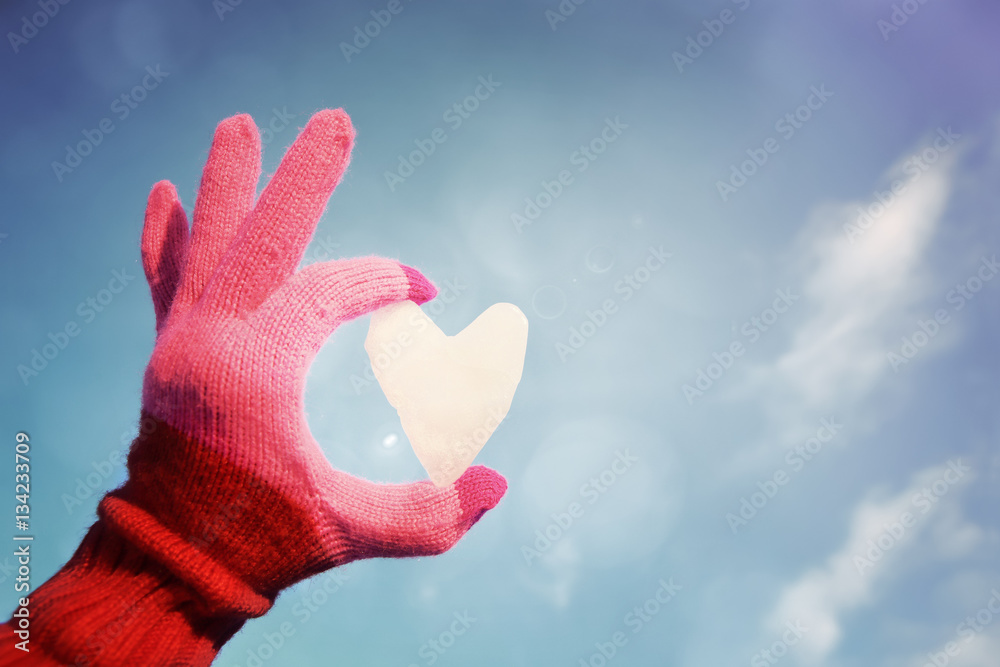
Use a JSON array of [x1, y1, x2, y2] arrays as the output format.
[[365, 301, 528, 487]]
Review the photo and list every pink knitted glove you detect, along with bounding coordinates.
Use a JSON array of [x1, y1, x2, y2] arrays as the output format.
[[9, 109, 506, 666]]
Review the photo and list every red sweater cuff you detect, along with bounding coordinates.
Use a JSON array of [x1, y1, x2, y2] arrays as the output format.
[[0, 520, 244, 667]]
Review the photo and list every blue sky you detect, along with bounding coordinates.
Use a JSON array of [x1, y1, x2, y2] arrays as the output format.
[[2, 1, 999, 665]]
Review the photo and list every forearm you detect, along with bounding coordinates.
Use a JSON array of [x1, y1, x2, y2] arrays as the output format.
[[0, 519, 243, 667]]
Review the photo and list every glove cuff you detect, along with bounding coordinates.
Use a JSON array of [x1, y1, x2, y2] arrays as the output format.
[[98, 495, 274, 618], [1, 520, 243, 667]]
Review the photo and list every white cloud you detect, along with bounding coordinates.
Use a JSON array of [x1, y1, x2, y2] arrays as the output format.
[[764, 461, 979, 664], [781, 158, 950, 400], [903, 621, 1000, 667], [945, 634, 1000, 667], [737, 138, 960, 443], [713, 134, 967, 491]]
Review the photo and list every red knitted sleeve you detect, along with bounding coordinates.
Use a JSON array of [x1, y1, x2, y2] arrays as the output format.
[[0, 520, 243, 667]]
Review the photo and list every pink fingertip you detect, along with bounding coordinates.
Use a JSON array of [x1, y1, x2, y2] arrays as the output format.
[[401, 265, 437, 304], [455, 466, 507, 528], [308, 108, 356, 144], [148, 180, 178, 207], [217, 113, 260, 144]]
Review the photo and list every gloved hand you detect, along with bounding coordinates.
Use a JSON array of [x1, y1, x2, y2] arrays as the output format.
[[2, 109, 506, 667]]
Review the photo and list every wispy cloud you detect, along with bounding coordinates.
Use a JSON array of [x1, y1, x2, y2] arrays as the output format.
[[778, 155, 952, 404], [921, 634, 1000, 667], [764, 461, 979, 664], [729, 134, 962, 457]]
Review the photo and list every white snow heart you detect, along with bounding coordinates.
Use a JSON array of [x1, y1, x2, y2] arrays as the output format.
[[365, 300, 528, 487]]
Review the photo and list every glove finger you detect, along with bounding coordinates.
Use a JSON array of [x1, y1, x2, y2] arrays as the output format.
[[252, 256, 436, 366], [206, 109, 354, 318], [141, 180, 189, 332], [173, 113, 261, 316]]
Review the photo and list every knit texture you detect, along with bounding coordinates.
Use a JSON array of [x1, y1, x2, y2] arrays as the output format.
[[1, 110, 507, 665]]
